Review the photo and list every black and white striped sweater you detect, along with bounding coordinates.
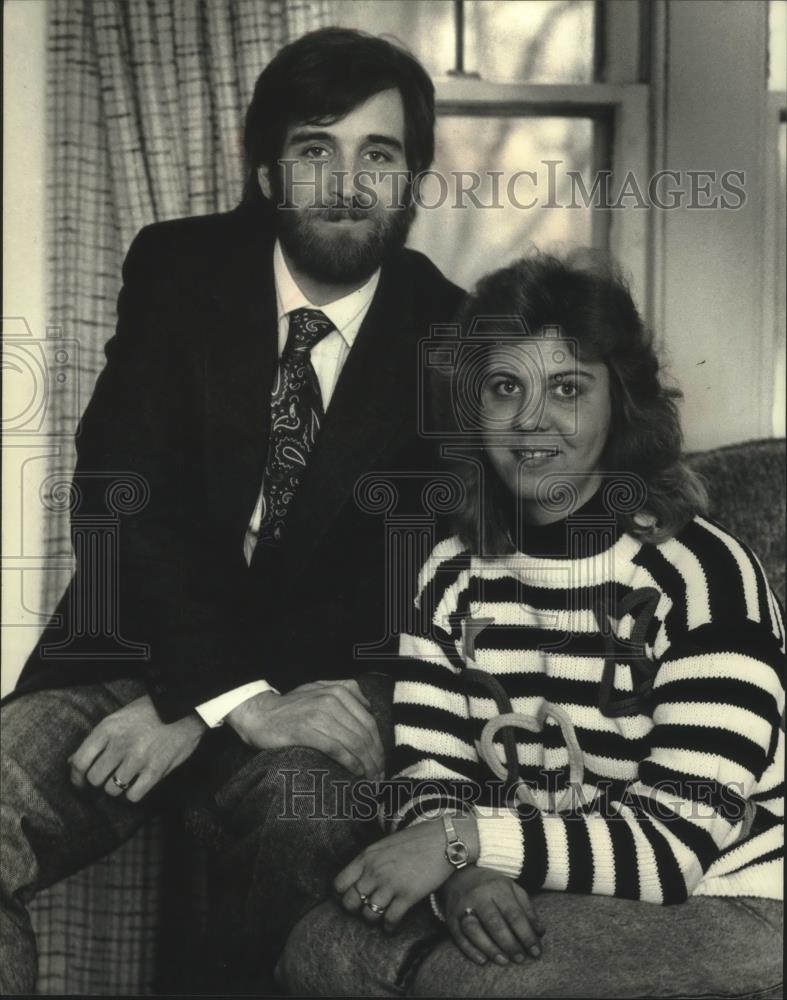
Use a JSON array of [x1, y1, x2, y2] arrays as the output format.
[[387, 506, 784, 904]]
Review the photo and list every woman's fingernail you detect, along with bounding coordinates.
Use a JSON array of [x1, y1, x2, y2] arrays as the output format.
[[494, 954, 508, 966], [514, 953, 525, 964], [530, 945, 541, 959]]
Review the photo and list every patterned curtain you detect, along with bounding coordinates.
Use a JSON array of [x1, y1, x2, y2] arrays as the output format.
[[44, 0, 334, 608], [33, 3, 334, 993]]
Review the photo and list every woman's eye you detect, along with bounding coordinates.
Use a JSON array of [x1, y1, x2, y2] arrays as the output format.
[[492, 379, 521, 397], [553, 380, 579, 399], [365, 149, 392, 163]]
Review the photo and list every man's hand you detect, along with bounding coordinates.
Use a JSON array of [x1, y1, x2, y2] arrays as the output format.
[[442, 866, 545, 967], [225, 679, 384, 780], [68, 694, 206, 803], [334, 817, 472, 931]]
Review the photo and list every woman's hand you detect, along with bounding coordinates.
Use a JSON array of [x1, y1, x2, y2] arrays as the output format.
[[334, 818, 465, 930], [443, 866, 545, 966]]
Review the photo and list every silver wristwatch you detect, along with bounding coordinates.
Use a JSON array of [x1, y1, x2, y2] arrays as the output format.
[[442, 814, 469, 869]]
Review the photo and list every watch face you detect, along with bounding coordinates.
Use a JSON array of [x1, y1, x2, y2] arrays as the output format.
[[446, 842, 469, 867]]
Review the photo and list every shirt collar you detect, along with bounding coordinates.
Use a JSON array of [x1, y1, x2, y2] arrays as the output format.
[[273, 239, 380, 349]]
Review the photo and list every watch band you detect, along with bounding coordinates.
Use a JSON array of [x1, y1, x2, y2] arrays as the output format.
[[429, 891, 447, 923], [442, 813, 469, 869]]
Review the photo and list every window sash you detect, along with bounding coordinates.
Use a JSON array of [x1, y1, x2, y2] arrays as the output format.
[[434, 78, 651, 313]]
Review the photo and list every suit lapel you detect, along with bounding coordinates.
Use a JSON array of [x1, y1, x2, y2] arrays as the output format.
[[202, 206, 278, 531], [282, 257, 416, 575]]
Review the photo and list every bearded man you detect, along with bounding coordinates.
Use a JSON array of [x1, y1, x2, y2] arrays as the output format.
[[0, 28, 464, 992]]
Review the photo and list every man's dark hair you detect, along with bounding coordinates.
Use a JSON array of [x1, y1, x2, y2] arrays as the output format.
[[242, 27, 435, 202]]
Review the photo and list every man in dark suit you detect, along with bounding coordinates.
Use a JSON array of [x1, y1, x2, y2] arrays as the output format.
[[0, 28, 464, 992]]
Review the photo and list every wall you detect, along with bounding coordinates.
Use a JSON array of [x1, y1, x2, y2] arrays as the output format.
[[3, 0, 49, 693], [655, 1, 776, 450]]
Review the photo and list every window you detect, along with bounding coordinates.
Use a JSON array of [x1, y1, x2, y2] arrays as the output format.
[[462, 0, 596, 83], [333, 0, 648, 297], [409, 115, 596, 289]]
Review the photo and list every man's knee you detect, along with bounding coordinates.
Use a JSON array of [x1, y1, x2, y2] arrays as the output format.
[[1, 685, 115, 808], [0, 692, 81, 841], [272, 745, 355, 785], [227, 745, 356, 823], [0, 758, 39, 902], [0, 681, 149, 898], [0, 729, 76, 903], [1, 679, 145, 758], [273, 747, 358, 823]]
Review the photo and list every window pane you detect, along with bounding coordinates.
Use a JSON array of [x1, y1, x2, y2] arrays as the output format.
[[331, 0, 595, 82], [464, 1, 596, 83], [768, 0, 786, 91], [406, 115, 597, 290], [331, 1, 457, 79]]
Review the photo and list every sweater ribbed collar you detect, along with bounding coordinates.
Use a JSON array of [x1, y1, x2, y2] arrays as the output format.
[[508, 487, 621, 559]]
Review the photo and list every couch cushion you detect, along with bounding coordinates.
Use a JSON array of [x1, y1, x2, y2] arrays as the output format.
[[688, 438, 785, 606]]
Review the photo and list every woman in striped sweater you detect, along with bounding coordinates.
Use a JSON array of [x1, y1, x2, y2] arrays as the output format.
[[325, 251, 784, 994]]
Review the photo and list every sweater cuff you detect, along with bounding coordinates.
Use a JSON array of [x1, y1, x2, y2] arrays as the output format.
[[473, 805, 524, 878]]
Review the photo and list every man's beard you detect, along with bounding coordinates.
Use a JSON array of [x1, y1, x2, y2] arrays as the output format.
[[273, 188, 415, 285]]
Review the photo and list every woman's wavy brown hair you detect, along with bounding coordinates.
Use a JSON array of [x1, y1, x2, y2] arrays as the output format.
[[447, 250, 708, 552]]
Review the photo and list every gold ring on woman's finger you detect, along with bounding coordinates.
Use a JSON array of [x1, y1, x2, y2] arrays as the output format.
[[364, 899, 387, 915], [111, 774, 130, 791]]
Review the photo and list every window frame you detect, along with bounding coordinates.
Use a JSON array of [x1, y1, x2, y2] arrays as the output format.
[[433, 0, 650, 312], [763, 93, 787, 435]]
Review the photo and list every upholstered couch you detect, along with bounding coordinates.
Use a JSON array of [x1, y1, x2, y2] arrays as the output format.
[[28, 437, 786, 995]]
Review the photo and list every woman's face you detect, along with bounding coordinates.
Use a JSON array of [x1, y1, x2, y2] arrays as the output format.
[[480, 337, 612, 523]]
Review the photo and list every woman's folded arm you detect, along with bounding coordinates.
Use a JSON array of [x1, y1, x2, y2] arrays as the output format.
[[472, 620, 784, 904]]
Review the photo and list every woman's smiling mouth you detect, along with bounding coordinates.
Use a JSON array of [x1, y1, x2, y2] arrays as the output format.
[[511, 447, 560, 464]]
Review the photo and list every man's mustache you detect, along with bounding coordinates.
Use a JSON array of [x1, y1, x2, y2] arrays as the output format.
[[307, 204, 373, 221]]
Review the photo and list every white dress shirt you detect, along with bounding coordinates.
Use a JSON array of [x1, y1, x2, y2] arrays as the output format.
[[195, 240, 380, 727]]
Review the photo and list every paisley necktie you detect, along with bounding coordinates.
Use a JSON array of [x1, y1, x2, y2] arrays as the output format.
[[255, 307, 335, 552]]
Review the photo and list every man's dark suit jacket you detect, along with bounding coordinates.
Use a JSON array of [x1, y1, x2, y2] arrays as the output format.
[[14, 200, 465, 722]]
